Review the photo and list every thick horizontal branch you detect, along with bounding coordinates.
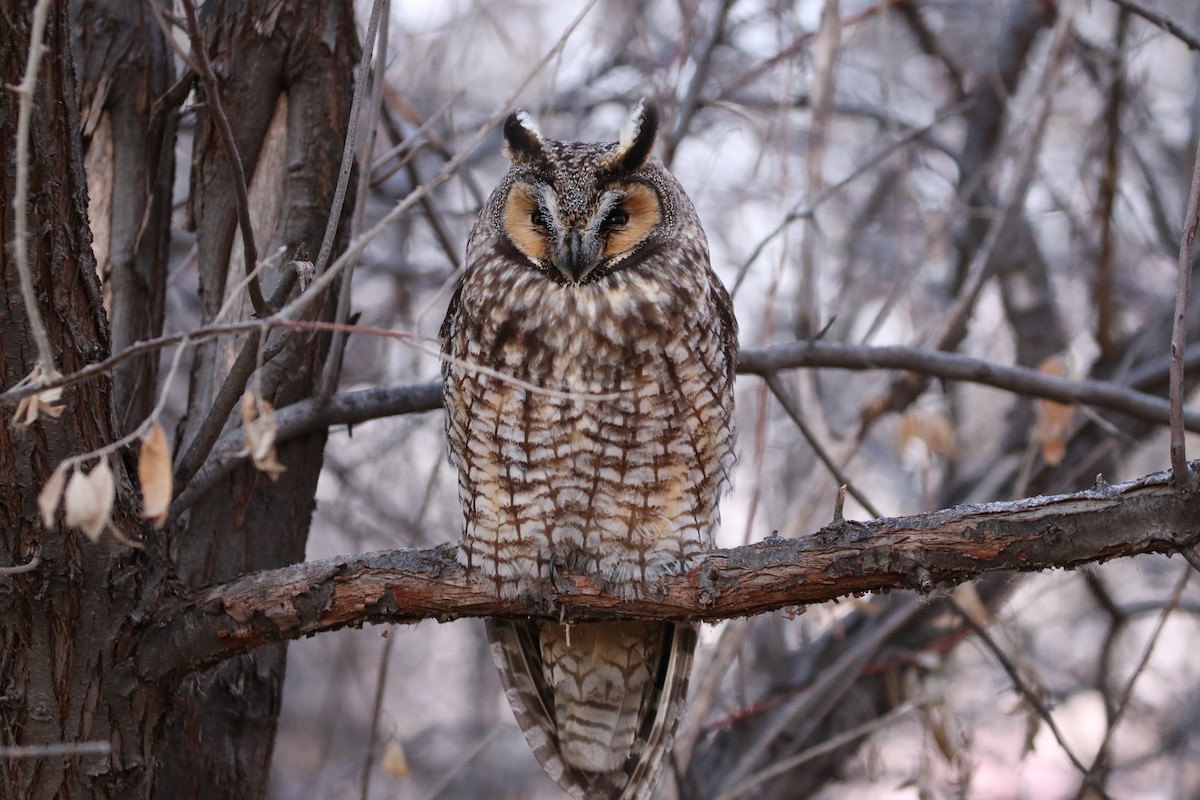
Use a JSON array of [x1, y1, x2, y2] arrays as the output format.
[[138, 465, 1200, 682]]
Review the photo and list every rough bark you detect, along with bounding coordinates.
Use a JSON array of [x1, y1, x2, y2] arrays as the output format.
[[0, 2, 155, 798], [153, 2, 359, 798], [134, 464, 1200, 682]]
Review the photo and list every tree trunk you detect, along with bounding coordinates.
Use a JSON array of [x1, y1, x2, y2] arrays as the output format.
[[0, 2, 156, 798], [0, 1, 358, 798], [153, 2, 359, 797]]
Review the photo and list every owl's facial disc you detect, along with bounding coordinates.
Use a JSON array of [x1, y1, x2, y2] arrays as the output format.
[[503, 181, 662, 283]]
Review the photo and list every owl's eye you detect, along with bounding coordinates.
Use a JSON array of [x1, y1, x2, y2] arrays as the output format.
[[529, 207, 549, 229], [603, 206, 629, 229]]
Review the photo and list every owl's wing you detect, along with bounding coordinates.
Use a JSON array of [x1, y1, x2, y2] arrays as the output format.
[[486, 619, 696, 800]]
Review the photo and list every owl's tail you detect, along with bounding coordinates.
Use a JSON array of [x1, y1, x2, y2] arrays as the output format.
[[486, 618, 696, 800]]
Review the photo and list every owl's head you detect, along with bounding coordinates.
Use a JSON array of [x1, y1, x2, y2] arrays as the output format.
[[485, 101, 693, 285]]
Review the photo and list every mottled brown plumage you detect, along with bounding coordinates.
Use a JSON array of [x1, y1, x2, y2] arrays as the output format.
[[441, 101, 736, 799]]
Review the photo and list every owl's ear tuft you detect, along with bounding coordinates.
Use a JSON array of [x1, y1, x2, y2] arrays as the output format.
[[615, 100, 659, 171], [503, 110, 544, 163]]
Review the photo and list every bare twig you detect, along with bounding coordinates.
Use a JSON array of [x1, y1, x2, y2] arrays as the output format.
[[763, 373, 881, 517], [12, 0, 59, 377], [1106, 0, 1200, 51], [1076, 564, 1191, 795], [730, 99, 972, 297], [711, 597, 927, 796], [166, 380, 441, 523], [795, 0, 841, 337], [1181, 547, 1200, 574], [663, 0, 736, 166], [1095, 9, 1128, 359], [1169, 115, 1200, 483], [273, 0, 603, 326], [714, 701, 919, 800], [180, 0, 271, 318], [954, 602, 1099, 790], [739, 340, 1200, 432], [359, 629, 396, 800], [931, 0, 1077, 352], [714, 0, 906, 105], [172, 271, 298, 489], [318, 0, 387, 397], [7, 329, 1200, 441]]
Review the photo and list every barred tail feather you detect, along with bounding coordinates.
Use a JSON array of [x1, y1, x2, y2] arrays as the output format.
[[486, 619, 697, 800]]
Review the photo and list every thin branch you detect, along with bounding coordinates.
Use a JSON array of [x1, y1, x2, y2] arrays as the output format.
[[955, 603, 1101, 792], [167, 333, 1200, 520], [318, 0, 387, 397], [12, 0, 59, 376], [763, 373, 881, 517], [137, 464, 1200, 681], [1181, 547, 1200, 574], [1076, 563, 1190, 795], [931, 0, 1077, 354], [172, 270, 298, 488], [7, 331, 1200, 442], [739, 340, 1200, 432], [166, 381, 441, 523], [711, 596, 927, 796], [662, 0, 736, 166], [271, 0, 603, 326], [1094, 8, 1128, 359], [359, 629, 395, 800], [1106, 0, 1200, 51], [180, 0, 271, 318], [713, 0, 906, 106], [729, 99, 973, 298], [1169, 114, 1200, 482], [714, 701, 919, 800]]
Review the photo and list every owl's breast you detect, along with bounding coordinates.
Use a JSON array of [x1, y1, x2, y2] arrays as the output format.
[[444, 255, 734, 593]]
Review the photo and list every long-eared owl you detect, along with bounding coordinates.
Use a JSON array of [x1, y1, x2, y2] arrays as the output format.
[[441, 101, 737, 799]]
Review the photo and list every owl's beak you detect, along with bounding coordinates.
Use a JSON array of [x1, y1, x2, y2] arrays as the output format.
[[557, 228, 600, 282]]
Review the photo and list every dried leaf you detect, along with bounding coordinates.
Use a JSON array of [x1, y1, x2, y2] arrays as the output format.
[[953, 583, 991, 626], [898, 407, 956, 461], [380, 741, 410, 779], [138, 422, 172, 527], [10, 363, 65, 429], [64, 459, 114, 542], [38, 465, 69, 528], [239, 391, 286, 479], [1034, 355, 1075, 467], [1020, 696, 1041, 758]]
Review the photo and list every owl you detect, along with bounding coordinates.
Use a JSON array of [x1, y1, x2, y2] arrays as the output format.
[[441, 101, 737, 800]]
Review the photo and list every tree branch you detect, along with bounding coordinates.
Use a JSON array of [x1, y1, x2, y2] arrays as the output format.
[[739, 340, 1200, 432], [163, 338, 1200, 520], [1106, 0, 1200, 51], [138, 464, 1200, 682]]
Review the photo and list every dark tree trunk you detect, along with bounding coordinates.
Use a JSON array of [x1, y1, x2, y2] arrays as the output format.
[[0, 2, 154, 798], [70, 0, 177, 436], [153, 2, 359, 797], [0, 1, 358, 798]]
